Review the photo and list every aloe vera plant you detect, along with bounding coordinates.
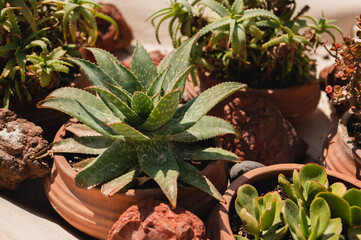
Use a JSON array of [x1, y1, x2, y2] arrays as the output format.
[[150, 0, 342, 89], [38, 36, 244, 207], [234, 164, 361, 239]]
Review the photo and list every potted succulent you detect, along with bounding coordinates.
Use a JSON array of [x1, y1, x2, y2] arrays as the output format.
[[207, 163, 361, 239], [0, 0, 118, 138], [323, 16, 361, 179], [149, 0, 342, 123], [38, 36, 244, 239]]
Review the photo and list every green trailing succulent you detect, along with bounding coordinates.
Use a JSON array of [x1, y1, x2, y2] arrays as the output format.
[[0, 0, 118, 108], [235, 164, 361, 239], [150, 0, 342, 89], [38, 36, 244, 207]]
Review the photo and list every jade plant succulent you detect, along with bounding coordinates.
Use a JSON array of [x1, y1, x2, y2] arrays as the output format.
[[150, 0, 341, 89], [235, 164, 361, 239], [38, 36, 244, 207], [0, 0, 118, 108]]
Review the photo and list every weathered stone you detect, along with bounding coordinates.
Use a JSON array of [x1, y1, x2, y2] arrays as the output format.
[[220, 93, 308, 165], [96, 3, 133, 51], [229, 161, 265, 180], [0, 109, 50, 190], [107, 199, 207, 240]]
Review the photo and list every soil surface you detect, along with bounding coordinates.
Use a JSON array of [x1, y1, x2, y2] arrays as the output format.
[[107, 198, 207, 240], [0, 109, 50, 190], [220, 93, 308, 165]]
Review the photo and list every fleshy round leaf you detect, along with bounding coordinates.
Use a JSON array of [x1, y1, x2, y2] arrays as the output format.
[[329, 182, 347, 196], [299, 164, 328, 187], [322, 218, 342, 240], [310, 197, 331, 239], [351, 206, 361, 226], [236, 184, 258, 218], [75, 140, 137, 188], [260, 200, 276, 231], [342, 188, 361, 208], [239, 208, 260, 237], [135, 140, 179, 207]]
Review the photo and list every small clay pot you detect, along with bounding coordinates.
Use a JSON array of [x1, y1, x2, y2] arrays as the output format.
[[206, 163, 361, 240], [323, 110, 361, 179], [7, 74, 90, 141], [43, 120, 228, 239], [184, 68, 320, 124]]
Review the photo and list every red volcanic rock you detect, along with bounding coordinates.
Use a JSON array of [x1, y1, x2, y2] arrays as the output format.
[[107, 199, 207, 240], [220, 93, 308, 165]]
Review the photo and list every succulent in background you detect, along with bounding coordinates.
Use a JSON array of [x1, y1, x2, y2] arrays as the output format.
[[0, 0, 118, 108], [150, 0, 342, 89], [38, 36, 244, 207]]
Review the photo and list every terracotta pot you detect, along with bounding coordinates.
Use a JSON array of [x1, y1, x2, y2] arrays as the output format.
[[43, 121, 228, 239], [323, 110, 361, 179], [206, 163, 361, 240], [7, 74, 90, 141], [184, 68, 320, 124]]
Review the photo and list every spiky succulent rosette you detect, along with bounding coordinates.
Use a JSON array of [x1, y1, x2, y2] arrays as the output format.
[[38, 36, 245, 207]]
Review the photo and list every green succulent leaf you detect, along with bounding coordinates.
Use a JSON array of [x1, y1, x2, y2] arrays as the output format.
[[260, 200, 276, 231], [322, 218, 342, 240], [350, 206, 361, 226], [73, 158, 95, 172], [159, 82, 245, 135], [239, 208, 260, 237], [170, 115, 237, 142], [157, 35, 197, 94], [300, 164, 328, 187], [232, 22, 246, 54], [262, 224, 289, 240], [342, 188, 361, 208], [105, 83, 132, 104], [305, 180, 328, 205], [284, 199, 306, 240], [85, 48, 142, 94], [108, 122, 151, 140], [38, 96, 121, 139], [329, 182, 347, 196], [236, 184, 258, 218], [175, 155, 224, 202], [64, 123, 100, 137], [75, 140, 137, 189], [131, 91, 154, 120], [138, 90, 180, 131], [278, 173, 297, 203], [299, 207, 309, 237], [200, 0, 230, 18], [101, 166, 140, 197], [191, 147, 240, 162], [231, 0, 244, 13], [239, 9, 279, 22], [130, 42, 158, 88], [50, 136, 113, 155], [317, 192, 352, 227], [310, 197, 331, 239], [135, 140, 179, 208], [147, 66, 170, 97], [263, 192, 282, 223], [86, 85, 144, 125], [198, 17, 231, 37], [292, 170, 304, 201]]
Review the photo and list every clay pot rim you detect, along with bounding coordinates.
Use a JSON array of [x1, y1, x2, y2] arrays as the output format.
[[209, 163, 361, 239], [338, 110, 361, 160], [53, 119, 222, 197]]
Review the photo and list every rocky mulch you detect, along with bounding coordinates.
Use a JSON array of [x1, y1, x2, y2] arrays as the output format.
[[107, 199, 207, 240], [0, 109, 50, 190]]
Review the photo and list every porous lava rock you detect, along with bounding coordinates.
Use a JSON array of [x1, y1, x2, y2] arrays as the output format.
[[96, 3, 133, 51], [107, 199, 207, 240], [0, 108, 50, 190], [220, 93, 308, 165]]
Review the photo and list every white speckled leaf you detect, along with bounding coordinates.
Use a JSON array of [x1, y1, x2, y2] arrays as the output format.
[[192, 147, 240, 162], [174, 154, 224, 202], [159, 82, 245, 135], [75, 140, 137, 188], [135, 140, 179, 207], [170, 115, 237, 142], [109, 122, 150, 140], [130, 42, 158, 88], [131, 91, 154, 120], [138, 90, 180, 131]]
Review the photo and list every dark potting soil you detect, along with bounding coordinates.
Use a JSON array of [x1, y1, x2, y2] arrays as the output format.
[[229, 176, 289, 238], [347, 114, 361, 149]]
